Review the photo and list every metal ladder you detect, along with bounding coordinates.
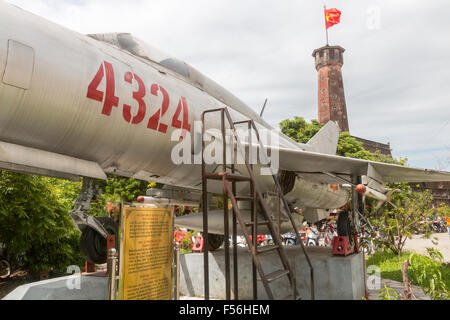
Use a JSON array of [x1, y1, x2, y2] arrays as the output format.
[[201, 107, 315, 300]]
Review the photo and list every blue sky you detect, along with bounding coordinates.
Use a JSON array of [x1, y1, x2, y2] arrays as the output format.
[[6, 0, 450, 171]]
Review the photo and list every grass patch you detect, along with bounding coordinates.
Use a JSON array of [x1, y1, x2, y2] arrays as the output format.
[[366, 251, 450, 289]]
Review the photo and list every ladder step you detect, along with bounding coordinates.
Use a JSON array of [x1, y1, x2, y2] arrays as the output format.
[[233, 120, 251, 125], [201, 108, 305, 301], [224, 173, 251, 181], [235, 196, 253, 201], [260, 270, 290, 283], [247, 245, 279, 255], [205, 172, 251, 182], [245, 220, 269, 227], [256, 245, 279, 254]]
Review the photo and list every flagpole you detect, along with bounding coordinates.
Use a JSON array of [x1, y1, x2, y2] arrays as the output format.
[[324, 4, 329, 46]]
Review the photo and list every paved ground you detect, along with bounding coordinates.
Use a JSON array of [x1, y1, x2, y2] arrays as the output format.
[[403, 232, 450, 262], [367, 278, 430, 300], [0, 269, 38, 299]]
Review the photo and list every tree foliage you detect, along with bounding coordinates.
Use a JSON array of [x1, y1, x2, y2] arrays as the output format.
[[408, 248, 449, 300], [279, 117, 323, 144], [0, 171, 83, 273], [0, 171, 155, 273], [367, 185, 436, 255], [88, 175, 153, 216], [279, 116, 403, 164]]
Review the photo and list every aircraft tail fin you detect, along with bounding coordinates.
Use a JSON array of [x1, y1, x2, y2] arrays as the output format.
[[307, 121, 340, 155]]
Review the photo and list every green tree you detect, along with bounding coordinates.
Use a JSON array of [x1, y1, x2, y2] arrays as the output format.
[[279, 117, 323, 144], [437, 203, 450, 220], [0, 171, 155, 273], [368, 185, 436, 256], [279, 117, 401, 163], [336, 132, 375, 159], [88, 175, 154, 216], [0, 171, 84, 273]]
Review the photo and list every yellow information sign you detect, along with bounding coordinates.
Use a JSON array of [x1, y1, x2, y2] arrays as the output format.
[[120, 206, 173, 300]]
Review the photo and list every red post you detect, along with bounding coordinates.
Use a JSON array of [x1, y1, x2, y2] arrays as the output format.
[[192, 235, 204, 252], [332, 236, 352, 256], [85, 261, 95, 273]]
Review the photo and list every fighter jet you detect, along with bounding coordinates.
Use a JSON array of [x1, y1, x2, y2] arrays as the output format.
[[0, 1, 449, 262]]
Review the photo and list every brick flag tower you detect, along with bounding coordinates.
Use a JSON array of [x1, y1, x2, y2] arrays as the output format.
[[312, 45, 349, 132]]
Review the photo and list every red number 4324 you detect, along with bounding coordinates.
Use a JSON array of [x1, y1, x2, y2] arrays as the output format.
[[86, 61, 191, 135]]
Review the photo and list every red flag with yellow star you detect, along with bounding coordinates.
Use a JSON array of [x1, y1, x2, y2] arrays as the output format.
[[325, 8, 341, 29]]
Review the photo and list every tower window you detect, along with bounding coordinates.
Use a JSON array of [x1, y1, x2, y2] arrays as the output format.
[[319, 51, 323, 58], [330, 49, 335, 58]]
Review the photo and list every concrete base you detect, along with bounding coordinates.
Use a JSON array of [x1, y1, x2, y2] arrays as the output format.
[[3, 248, 365, 300], [180, 246, 365, 300], [2, 274, 108, 300]]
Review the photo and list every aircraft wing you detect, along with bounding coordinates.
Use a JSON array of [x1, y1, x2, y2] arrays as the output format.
[[274, 146, 450, 184]]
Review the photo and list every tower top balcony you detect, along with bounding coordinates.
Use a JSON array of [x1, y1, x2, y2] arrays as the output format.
[[312, 45, 345, 70]]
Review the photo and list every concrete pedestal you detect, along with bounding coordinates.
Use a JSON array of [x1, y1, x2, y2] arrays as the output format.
[[180, 246, 365, 300], [3, 247, 365, 300], [2, 274, 108, 300]]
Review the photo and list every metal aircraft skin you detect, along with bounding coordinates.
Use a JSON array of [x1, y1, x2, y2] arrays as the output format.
[[0, 1, 450, 234]]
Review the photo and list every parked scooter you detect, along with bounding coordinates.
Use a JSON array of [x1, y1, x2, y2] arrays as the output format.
[[306, 225, 320, 246], [359, 229, 375, 254], [432, 218, 447, 233], [322, 222, 337, 247], [282, 232, 297, 246]]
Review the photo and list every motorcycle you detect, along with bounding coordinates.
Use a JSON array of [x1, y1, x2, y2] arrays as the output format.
[[322, 222, 337, 247], [306, 226, 320, 246], [281, 232, 297, 246], [359, 229, 375, 255], [432, 218, 447, 233]]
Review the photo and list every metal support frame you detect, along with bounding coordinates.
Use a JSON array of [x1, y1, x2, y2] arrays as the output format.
[[201, 107, 315, 300], [173, 242, 181, 300], [351, 175, 365, 237], [107, 247, 118, 300], [85, 261, 95, 273], [69, 177, 109, 238], [245, 117, 315, 300], [106, 235, 116, 274]]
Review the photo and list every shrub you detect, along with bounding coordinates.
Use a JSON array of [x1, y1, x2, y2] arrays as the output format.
[[0, 171, 84, 273], [408, 249, 449, 300]]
